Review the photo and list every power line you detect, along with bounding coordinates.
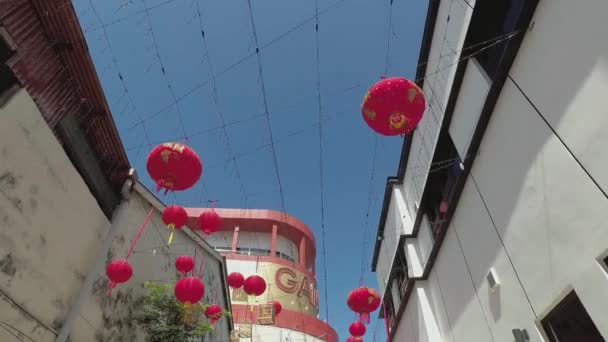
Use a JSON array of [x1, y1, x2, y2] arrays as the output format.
[[141, 0, 188, 138], [384, 0, 395, 75], [245, 0, 286, 212], [195, 0, 248, 208], [89, 0, 152, 149], [314, 0, 330, 325]]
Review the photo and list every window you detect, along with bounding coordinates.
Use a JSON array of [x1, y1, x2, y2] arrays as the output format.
[[467, 0, 526, 79], [541, 291, 604, 342], [423, 133, 462, 238], [0, 28, 17, 97], [394, 244, 408, 298]]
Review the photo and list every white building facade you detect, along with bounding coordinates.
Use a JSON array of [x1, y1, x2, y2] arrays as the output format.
[[371, 0, 608, 341]]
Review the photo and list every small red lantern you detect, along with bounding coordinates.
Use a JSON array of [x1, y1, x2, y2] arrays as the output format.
[[146, 142, 202, 193], [174, 276, 205, 306], [349, 321, 366, 338], [162, 205, 188, 245], [271, 300, 282, 315], [347, 287, 381, 324], [198, 210, 222, 235], [362, 77, 425, 136], [227, 272, 245, 289], [175, 255, 195, 275], [243, 275, 266, 297], [105, 259, 133, 294], [205, 304, 223, 324], [346, 337, 362, 342]]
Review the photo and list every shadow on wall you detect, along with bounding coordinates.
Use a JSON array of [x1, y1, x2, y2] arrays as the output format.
[[398, 0, 608, 341]]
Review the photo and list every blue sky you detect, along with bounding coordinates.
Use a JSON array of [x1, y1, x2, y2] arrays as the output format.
[[75, 0, 426, 339]]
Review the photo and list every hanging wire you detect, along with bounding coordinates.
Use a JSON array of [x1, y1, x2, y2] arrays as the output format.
[[245, 0, 286, 213]]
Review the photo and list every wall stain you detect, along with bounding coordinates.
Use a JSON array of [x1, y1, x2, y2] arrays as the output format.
[[39, 234, 47, 246], [0, 253, 17, 276], [0, 172, 24, 213]]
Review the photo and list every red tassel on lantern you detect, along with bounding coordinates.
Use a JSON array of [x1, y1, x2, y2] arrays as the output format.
[[146, 142, 202, 193], [362, 77, 426, 136], [227, 272, 245, 289], [175, 255, 195, 275], [349, 321, 366, 338], [198, 210, 222, 235], [347, 287, 381, 324], [162, 205, 188, 245], [105, 259, 132, 296], [205, 304, 223, 325]]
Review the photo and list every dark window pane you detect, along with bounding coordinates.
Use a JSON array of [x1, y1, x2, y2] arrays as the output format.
[[541, 291, 604, 342]]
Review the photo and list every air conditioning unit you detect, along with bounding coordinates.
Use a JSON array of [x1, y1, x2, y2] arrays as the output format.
[[487, 268, 500, 292]]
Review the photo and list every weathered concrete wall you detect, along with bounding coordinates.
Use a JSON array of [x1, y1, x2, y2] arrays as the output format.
[[0, 89, 231, 341], [0, 88, 111, 340]]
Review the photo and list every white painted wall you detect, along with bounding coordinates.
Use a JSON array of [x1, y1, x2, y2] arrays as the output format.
[[448, 58, 491, 158], [387, 1, 608, 341], [235, 324, 326, 342], [376, 190, 410, 294], [405, 215, 434, 278]]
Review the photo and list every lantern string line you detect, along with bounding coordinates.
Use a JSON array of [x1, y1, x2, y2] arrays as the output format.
[[140, 0, 189, 140], [125, 0, 350, 128], [126, 207, 155, 259], [246, 0, 287, 215], [314, 0, 331, 326], [384, 0, 394, 75], [89, 0, 153, 150], [194, 0, 248, 208]]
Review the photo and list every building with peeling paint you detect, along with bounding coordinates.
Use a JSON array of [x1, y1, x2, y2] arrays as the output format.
[[0, 1, 232, 341]]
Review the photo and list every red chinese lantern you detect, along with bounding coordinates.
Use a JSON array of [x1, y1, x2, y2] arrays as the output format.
[[347, 287, 381, 324], [198, 210, 222, 235], [349, 321, 366, 338], [105, 259, 133, 295], [162, 205, 188, 245], [146, 142, 202, 193], [227, 272, 245, 289], [205, 304, 223, 324], [175, 255, 195, 275], [174, 276, 205, 306], [346, 337, 362, 342], [243, 275, 266, 297], [272, 300, 282, 315], [362, 77, 426, 136]]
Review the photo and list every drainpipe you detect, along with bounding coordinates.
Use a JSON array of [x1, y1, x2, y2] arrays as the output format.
[[55, 169, 137, 342]]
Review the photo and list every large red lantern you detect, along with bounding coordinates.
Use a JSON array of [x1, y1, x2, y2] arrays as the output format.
[[175, 255, 195, 275], [362, 77, 425, 136], [162, 205, 188, 245], [349, 321, 366, 338], [205, 304, 223, 324], [271, 300, 282, 315], [347, 287, 381, 324], [174, 276, 205, 306], [146, 142, 202, 192], [105, 259, 133, 294], [243, 275, 266, 297], [227, 272, 245, 289], [198, 210, 222, 235]]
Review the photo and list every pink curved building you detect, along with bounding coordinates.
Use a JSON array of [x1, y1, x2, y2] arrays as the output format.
[[186, 208, 338, 342]]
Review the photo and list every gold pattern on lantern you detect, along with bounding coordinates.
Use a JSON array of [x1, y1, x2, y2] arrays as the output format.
[[408, 88, 418, 102], [364, 109, 377, 121], [389, 112, 408, 129], [160, 150, 172, 162]]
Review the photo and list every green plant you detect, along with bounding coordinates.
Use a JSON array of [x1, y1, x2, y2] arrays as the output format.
[[130, 282, 222, 342]]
